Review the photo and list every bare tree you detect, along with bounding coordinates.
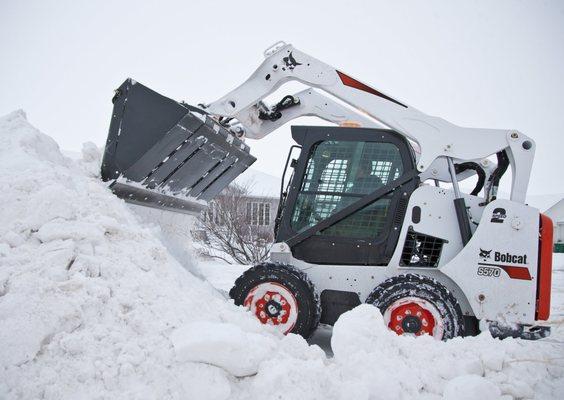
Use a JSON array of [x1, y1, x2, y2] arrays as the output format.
[[193, 183, 274, 264]]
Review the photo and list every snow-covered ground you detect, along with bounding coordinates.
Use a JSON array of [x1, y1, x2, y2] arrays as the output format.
[[1, 110, 563, 399]]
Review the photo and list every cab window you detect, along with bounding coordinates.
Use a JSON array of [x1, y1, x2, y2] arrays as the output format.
[[291, 140, 404, 238]]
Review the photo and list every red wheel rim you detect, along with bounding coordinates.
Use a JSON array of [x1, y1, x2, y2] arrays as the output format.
[[244, 282, 298, 334], [383, 297, 444, 338]]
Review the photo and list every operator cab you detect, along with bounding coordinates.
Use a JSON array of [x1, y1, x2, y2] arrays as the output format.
[[275, 126, 419, 266]]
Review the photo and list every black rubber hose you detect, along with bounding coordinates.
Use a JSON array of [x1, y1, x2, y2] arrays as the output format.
[[485, 151, 510, 201], [455, 162, 486, 196]]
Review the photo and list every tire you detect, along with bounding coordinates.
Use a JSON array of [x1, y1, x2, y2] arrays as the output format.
[[366, 274, 465, 340], [229, 262, 320, 338]]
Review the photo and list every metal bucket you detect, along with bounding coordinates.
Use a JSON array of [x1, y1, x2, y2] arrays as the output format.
[[101, 79, 256, 214]]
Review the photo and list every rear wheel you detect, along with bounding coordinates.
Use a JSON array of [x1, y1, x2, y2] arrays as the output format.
[[366, 274, 465, 340], [229, 263, 320, 338]]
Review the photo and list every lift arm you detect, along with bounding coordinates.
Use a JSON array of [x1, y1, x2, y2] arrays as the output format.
[[204, 42, 534, 203], [227, 87, 380, 139]]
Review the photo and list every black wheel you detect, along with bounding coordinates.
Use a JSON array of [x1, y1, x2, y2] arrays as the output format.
[[229, 263, 320, 338], [366, 274, 465, 340]]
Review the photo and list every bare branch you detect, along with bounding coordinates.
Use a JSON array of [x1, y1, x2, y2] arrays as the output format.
[[192, 183, 274, 265]]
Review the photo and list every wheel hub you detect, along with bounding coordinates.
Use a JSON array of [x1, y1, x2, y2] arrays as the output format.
[[254, 291, 290, 324], [243, 282, 298, 334], [401, 315, 422, 333], [384, 297, 441, 337], [264, 299, 283, 317]]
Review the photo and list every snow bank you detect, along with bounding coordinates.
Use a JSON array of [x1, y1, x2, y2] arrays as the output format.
[[328, 304, 564, 399], [1, 110, 562, 400], [0, 110, 317, 399], [171, 321, 279, 377], [443, 375, 501, 400]]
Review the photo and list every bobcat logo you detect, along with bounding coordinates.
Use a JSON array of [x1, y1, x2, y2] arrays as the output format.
[[479, 248, 492, 259], [283, 52, 302, 70]]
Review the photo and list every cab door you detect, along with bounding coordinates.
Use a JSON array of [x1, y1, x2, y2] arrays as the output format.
[[278, 126, 417, 266]]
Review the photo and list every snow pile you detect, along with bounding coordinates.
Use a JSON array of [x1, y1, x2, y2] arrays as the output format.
[[0, 110, 563, 400], [233, 303, 563, 399], [443, 375, 501, 400], [0, 110, 318, 399], [329, 305, 563, 399], [171, 321, 279, 377]]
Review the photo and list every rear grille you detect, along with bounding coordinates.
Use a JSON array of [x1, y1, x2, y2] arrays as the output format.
[[400, 228, 446, 267]]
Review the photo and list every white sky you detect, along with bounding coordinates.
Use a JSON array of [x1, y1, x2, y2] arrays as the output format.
[[1, 0, 563, 195]]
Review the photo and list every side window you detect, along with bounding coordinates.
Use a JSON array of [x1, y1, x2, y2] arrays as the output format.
[[247, 202, 271, 226], [291, 140, 404, 238]]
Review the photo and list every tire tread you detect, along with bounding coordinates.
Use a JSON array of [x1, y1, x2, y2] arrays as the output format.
[[229, 262, 321, 338]]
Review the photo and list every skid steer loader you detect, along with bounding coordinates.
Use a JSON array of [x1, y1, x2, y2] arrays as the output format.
[[101, 42, 553, 340]]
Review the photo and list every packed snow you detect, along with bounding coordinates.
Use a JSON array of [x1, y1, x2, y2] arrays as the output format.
[[1, 110, 563, 399]]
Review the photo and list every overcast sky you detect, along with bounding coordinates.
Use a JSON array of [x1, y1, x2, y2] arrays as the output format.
[[1, 0, 563, 195]]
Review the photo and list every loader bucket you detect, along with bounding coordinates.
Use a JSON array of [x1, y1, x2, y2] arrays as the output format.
[[101, 78, 256, 215]]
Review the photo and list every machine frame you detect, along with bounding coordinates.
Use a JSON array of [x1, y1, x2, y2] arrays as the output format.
[[103, 41, 552, 339], [202, 42, 551, 338]]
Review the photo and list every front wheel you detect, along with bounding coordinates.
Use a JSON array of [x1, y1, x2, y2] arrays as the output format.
[[229, 263, 320, 338], [366, 274, 465, 340]]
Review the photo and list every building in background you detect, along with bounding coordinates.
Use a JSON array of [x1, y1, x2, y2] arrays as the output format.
[[237, 169, 281, 233], [544, 198, 564, 253], [192, 170, 281, 263], [246, 195, 279, 230], [198, 193, 279, 234]]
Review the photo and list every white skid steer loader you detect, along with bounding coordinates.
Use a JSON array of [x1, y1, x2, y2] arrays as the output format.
[[101, 42, 553, 340]]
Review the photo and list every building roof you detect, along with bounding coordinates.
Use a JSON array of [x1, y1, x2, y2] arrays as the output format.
[[526, 193, 564, 213], [544, 198, 564, 219], [233, 168, 281, 198]]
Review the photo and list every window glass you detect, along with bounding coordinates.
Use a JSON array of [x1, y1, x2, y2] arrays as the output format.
[[247, 201, 271, 226], [291, 140, 403, 238]]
